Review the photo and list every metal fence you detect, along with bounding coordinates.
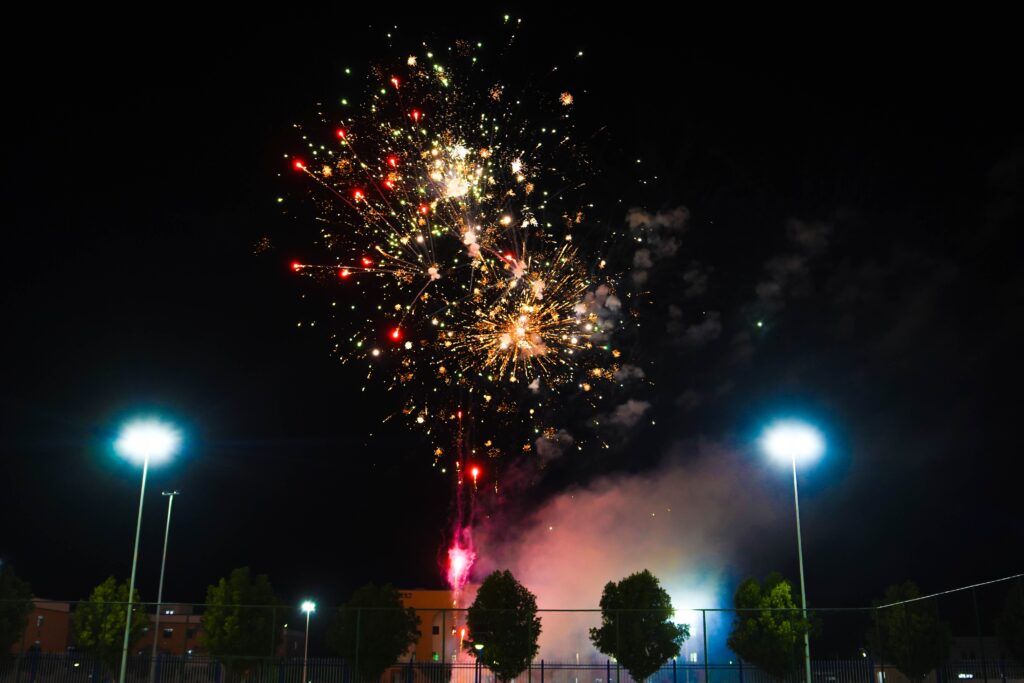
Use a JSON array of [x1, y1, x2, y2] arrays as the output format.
[[6, 575, 1022, 683], [3, 654, 990, 683]]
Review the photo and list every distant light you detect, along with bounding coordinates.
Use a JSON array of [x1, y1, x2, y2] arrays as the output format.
[[301, 600, 316, 614], [474, 643, 484, 651], [761, 420, 824, 464], [115, 420, 180, 464], [958, 675, 974, 680]]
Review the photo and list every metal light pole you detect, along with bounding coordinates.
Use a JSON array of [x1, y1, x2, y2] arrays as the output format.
[[149, 491, 180, 683], [791, 456, 812, 683], [114, 419, 180, 683], [762, 420, 823, 683], [301, 600, 316, 683]]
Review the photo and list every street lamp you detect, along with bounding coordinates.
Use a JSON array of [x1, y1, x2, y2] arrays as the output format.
[[301, 600, 316, 683], [114, 419, 180, 683], [149, 491, 180, 683], [761, 420, 824, 683]]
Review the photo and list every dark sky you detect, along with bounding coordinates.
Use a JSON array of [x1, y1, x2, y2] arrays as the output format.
[[1, 8, 1021, 625]]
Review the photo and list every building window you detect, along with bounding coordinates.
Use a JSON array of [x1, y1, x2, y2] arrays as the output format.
[[162, 628, 174, 639], [432, 626, 440, 635]]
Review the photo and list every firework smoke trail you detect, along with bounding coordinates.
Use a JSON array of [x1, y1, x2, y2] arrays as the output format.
[[443, 411, 478, 593]]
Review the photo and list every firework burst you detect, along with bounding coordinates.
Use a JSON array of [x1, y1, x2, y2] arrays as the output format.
[[285, 37, 623, 507]]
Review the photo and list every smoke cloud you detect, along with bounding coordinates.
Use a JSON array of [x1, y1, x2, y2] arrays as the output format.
[[476, 442, 787, 660]]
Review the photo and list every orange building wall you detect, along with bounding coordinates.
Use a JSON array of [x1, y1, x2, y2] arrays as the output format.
[[398, 588, 475, 663]]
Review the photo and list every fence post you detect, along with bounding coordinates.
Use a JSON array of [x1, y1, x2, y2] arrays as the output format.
[[270, 607, 277, 658], [702, 610, 709, 683], [354, 608, 361, 683], [673, 657, 678, 683], [29, 647, 39, 683], [541, 659, 545, 683], [972, 589, 989, 683], [738, 658, 744, 683], [874, 609, 884, 683]]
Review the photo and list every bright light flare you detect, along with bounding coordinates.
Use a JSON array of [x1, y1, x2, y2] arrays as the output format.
[[761, 420, 825, 464], [301, 600, 316, 614], [446, 542, 476, 592], [115, 419, 181, 465]]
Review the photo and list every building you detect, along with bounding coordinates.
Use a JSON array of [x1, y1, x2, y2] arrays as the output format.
[[13, 600, 72, 654], [397, 588, 476, 663], [9, 599, 303, 658]]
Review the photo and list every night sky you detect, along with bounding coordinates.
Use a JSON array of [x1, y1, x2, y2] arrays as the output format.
[[2, 9, 1021, 626]]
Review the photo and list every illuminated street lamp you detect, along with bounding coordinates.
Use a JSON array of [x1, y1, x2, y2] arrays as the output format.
[[761, 420, 824, 683], [114, 419, 180, 683], [301, 600, 316, 683]]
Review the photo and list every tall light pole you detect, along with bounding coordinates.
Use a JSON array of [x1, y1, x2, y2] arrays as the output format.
[[114, 419, 180, 683], [301, 600, 316, 683], [149, 491, 180, 683], [761, 420, 824, 683]]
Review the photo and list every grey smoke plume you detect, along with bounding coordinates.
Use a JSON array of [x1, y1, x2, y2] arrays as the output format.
[[606, 398, 651, 428], [627, 206, 690, 285], [535, 429, 575, 463], [613, 364, 646, 382]]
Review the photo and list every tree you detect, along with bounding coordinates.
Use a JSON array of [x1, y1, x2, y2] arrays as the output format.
[[73, 576, 148, 670], [727, 573, 810, 679], [997, 580, 1024, 663], [590, 569, 689, 682], [465, 570, 541, 683], [327, 583, 420, 680], [0, 561, 33, 661], [200, 567, 281, 671], [868, 581, 950, 680]]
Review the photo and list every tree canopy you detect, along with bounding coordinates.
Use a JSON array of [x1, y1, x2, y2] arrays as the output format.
[[868, 581, 949, 681], [589, 569, 689, 681], [0, 562, 33, 661], [328, 583, 420, 681], [997, 580, 1024, 663], [726, 573, 810, 679], [465, 570, 541, 683], [73, 576, 148, 670], [200, 567, 281, 670]]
